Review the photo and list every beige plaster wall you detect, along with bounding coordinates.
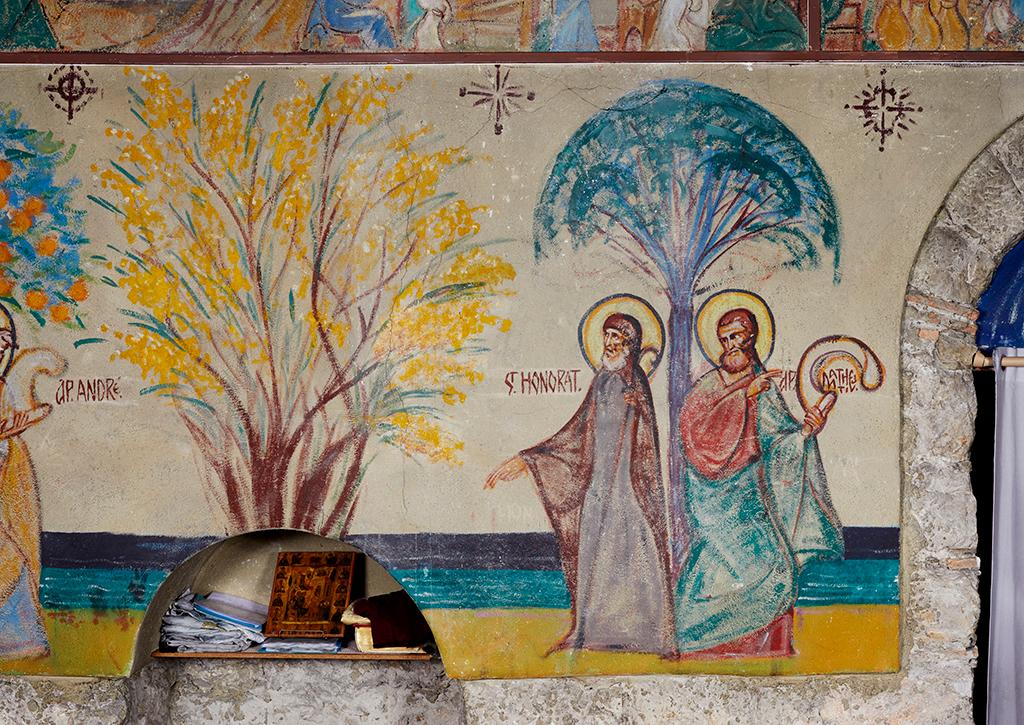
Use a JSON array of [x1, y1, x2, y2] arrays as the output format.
[[3, 62, 1008, 539]]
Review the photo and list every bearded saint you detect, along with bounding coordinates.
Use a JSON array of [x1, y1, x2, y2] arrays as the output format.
[[486, 313, 673, 654], [674, 308, 844, 656]]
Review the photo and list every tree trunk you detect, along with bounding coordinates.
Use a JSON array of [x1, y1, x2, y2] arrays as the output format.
[[290, 429, 360, 531], [325, 430, 370, 536], [251, 448, 282, 527], [666, 298, 693, 578]]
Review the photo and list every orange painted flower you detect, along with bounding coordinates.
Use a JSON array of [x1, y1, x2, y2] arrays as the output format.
[[25, 289, 47, 310], [0, 243, 13, 264], [0, 161, 11, 183], [36, 235, 58, 257], [49, 303, 70, 323], [23, 197, 45, 216], [68, 279, 89, 302], [0, 278, 14, 297], [0, 190, 8, 210], [9, 210, 31, 235]]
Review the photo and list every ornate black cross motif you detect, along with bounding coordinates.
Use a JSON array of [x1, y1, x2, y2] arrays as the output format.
[[845, 69, 923, 153], [44, 65, 98, 123]]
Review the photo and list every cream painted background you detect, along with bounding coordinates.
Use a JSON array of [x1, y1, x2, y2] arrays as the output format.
[[0, 63, 1009, 537]]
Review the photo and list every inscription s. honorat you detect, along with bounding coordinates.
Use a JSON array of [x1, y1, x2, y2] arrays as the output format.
[[55, 378, 122, 405], [504, 369, 582, 396]]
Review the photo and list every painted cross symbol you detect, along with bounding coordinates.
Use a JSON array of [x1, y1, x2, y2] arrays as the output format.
[[44, 65, 98, 123], [459, 64, 536, 136], [845, 69, 923, 153]]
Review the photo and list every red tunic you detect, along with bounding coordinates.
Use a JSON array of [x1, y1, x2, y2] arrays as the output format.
[[679, 369, 761, 481]]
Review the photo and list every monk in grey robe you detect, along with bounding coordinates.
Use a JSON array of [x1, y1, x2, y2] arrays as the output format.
[[486, 313, 673, 654]]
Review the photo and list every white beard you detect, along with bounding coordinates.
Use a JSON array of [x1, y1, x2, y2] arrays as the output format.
[[602, 352, 627, 371]]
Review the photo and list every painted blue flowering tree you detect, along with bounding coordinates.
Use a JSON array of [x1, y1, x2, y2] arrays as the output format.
[[534, 79, 840, 554], [0, 107, 88, 329]]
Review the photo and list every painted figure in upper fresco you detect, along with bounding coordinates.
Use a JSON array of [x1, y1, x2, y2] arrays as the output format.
[[0, 320, 66, 659], [983, 0, 1022, 43], [651, 0, 715, 51], [535, 0, 600, 50], [304, 0, 398, 49], [705, 0, 806, 50], [0, 103, 88, 661], [674, 293, 844, 656], [409, 0, 452, 49], [486, 310, 673, 654]]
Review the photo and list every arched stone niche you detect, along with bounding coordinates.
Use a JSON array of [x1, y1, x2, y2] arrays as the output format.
[[454, 112, 1024, 724], [129, 529, 418, 671]]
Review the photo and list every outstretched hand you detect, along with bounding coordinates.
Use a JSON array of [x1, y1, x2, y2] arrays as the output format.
[[484, 455, 528, 489], [746, 369, 783, 398]]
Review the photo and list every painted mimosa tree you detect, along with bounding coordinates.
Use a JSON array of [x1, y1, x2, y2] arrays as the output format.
[[94, 69, 514, 535], [534, 79, 840, 554]]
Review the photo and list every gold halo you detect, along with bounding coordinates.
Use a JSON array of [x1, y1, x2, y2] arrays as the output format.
[[695, 289, 775, 366], [578, 294, 665, 377]]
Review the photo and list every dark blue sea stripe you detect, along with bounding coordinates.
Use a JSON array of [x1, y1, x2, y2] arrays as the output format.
[[42, 532, 218, 569], [351, 527, 898, 570], [39, 528, 897, 571], [347, 532, 564, 570], [841, 527, 899, 560]]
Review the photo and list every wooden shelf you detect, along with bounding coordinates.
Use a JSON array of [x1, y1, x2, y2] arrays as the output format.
[[151, 649, 433, 661]]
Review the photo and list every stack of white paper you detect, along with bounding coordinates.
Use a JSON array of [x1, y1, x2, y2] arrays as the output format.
[[160, 590, 266, 653], [257, 638, 343, 654], [193, 591, 268, 630]]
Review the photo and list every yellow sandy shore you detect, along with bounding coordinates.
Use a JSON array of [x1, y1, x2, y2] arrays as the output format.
[[0, 605, 898, 678], [0, 609, 143, 676], [426, 605, 900, 679]]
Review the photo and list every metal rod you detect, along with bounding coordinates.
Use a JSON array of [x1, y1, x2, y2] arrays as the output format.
[[972, 351, 1024, 369]]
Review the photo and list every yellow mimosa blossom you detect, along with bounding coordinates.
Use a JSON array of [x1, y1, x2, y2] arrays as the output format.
[[444, 247, 517, 289], [385, 412, 464, 465]]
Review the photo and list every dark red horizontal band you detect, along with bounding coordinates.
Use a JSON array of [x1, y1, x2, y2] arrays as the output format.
[[0, 49, 1023, 65]]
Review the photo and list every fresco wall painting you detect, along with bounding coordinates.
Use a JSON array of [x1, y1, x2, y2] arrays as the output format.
[[0, 61, 979, 679], [9, 0, 1024, 54], [823, 0, 1024, 50], [0, 0, 810, 52]]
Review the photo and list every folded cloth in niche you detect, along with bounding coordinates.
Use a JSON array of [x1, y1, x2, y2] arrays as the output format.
[[349, 590, 433, 649]]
